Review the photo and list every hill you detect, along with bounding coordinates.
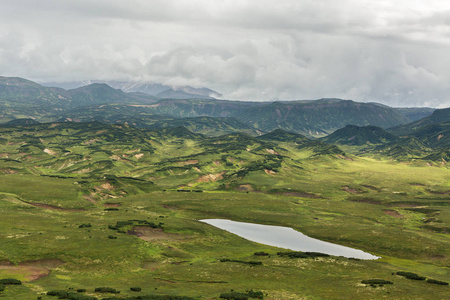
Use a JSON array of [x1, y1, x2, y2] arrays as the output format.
[[322, 125, 398, 146], [389, 107, 450, 136], [394, 107, 435, 122]]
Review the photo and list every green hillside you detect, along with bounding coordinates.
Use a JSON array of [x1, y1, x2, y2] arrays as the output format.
[[394, 107, 435, 122], [389, 107, 450, 136], [322, 125, 398, 146], [235, 100, 409, 136]]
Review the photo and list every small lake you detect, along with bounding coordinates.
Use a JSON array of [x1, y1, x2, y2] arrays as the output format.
[[200, 219, 379, 260]]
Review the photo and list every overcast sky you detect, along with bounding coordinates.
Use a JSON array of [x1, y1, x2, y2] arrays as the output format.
[[1, 0, 450, 107]]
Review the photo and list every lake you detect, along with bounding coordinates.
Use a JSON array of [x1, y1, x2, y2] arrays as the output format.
[[200, 219, 379, 260]]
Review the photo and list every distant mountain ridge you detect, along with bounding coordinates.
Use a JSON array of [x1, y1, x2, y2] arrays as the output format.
[[41, 80, 222, 99], [0, 75, 445, 138]]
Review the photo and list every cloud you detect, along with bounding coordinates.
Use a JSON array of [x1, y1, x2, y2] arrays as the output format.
[[1, 0, 450, 107]]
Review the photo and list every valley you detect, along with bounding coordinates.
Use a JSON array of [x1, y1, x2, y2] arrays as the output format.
[[0, 77, 449, 299]]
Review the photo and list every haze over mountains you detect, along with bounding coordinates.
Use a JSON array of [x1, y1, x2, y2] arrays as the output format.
[[42, 80, 222, 100]]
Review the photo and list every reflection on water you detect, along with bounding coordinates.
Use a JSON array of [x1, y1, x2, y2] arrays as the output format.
[[200, 219, 379, 260]]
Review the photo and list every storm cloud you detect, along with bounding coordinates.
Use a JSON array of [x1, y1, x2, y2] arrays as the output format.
[[1, 0, 450, 107]]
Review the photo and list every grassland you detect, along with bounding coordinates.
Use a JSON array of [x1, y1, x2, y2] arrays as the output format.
[[0, 123, 449, 299]]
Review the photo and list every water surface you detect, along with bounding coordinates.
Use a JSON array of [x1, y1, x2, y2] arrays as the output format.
[[200, 219, 379, 260]]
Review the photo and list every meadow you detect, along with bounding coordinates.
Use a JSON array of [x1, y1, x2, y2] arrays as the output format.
[[0, 124, 449, 299]]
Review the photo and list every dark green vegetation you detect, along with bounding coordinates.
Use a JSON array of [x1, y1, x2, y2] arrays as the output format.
[[361, 279, 393, 286], [0, 76, 449, 299]]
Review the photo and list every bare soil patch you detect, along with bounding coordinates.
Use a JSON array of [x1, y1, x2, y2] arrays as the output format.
[[342, 186, 360, 194], [83, 138, 101, 145], [43, 148, 56, 155], [427, 189, 450, 195], [0, 259, 64, 281], [266, 148, 279, 155], [197, 172, 225, 183], [83, 194, 97, 204], [265, 169, 277, 175], [383, 210, 404, 218], [0, 169, 18, 174], [237, 184, 253, 192], [128, 227, 182, 242], [177, 160, 198, 166]]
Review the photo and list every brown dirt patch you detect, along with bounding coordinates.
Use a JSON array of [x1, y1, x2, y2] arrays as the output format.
[[177, 160, 198, 166], [265, 169, 277, 175], [43, 148, 56, 155], [342, 186, 361, 194], [383, 210, 403, 218], [197, 172, 225, 183], [134, 153, 144, 159], [237, 184, 253, 192], [266, 148, 279, 155], [213, 160, 221, 166], [0, 169, 18, 174], [0, 259, 64, 281], [427, 189, 450, 195], [83, 138, 101, 145], [83, 194, 97, 204], [128, 227, 182, 241]]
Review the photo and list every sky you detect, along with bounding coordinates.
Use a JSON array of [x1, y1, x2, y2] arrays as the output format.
[[1, 0, 450, 107]]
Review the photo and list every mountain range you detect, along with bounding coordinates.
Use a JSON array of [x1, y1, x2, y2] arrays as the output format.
[[1, 75, 448, 162]]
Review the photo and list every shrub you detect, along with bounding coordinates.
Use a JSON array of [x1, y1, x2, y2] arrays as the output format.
[[247, 289, 264, 299], [253, 252, 269, 256], [47, 290, 97, 299], [77, 289, 86, 293], [219, 292, 249, 300], [361, 279, 393, 285], [277, 251, 330, 259], [104, 208, 119, 211], [427, 278, 449, 285], [78, 223, 92, 228], [108, 235, 117, 239], [0, 284, 4, 292], [130, 287, 142, 292], [94, 287, 120, 293], [396, 271, 426, 281], [0, 278, 22, 285], [219, 259, 262, 266]]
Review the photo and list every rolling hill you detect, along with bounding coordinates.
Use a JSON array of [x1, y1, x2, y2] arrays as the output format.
[[322, 125, 398, 146]]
